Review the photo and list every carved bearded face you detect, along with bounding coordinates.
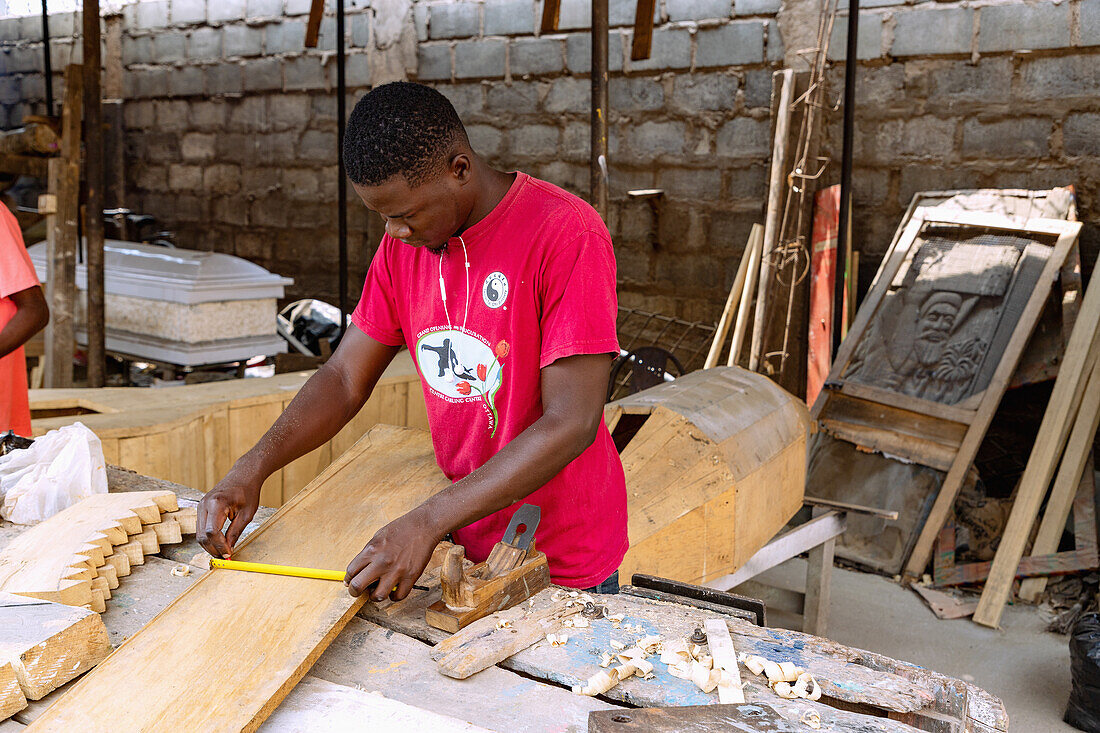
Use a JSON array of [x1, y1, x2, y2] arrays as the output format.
[[914, 299, 959, 365]]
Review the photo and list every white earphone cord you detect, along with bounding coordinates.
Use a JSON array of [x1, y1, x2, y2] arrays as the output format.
[[438, 236, 471, 334]]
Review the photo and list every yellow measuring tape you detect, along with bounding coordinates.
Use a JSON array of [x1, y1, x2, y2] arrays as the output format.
[[209, 557, 345, 582]]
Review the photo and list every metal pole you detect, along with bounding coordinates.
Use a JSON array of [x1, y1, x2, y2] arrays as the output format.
[[832, 0, 858, 358], [590, 0, 609, 219], [84, 0, 106, 387], [41, 0, 53, 115], [336, 0, 348, 339]]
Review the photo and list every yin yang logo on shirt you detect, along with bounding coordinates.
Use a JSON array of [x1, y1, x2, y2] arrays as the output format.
[[482, 271, 508, 309]]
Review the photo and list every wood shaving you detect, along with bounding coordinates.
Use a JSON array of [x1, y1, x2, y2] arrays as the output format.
[[545, 633, 568, 647], [800, 709, 822, 729], [551, 590, 568, 602], [689, 661, 722, 693], [573, 669, 620, 696], [607, 613, 625, 624], [739, 653, 820, 701], [609, 640, 626, 650], [495, 619, 513, 630], [563, 619, 574, 627], [599, 653, 612, 668], [571, 615, 590, 628], [170, 564, 190, 577]]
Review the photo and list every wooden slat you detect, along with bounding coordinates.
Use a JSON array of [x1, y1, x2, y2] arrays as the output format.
[[630, 0, 657, 60], [539, 0, 561, 33], [704, 226, 756, 369], [0, 153, 49, 178], [26, 426, 450, 732], [823, 392, 967, 449], [304, 0, 325, 48], [973, 279, 1100, 627], [903, 218, 1083, 580], [820, 420, 956, 472], [1018, 358, 1100, 601], [729, 224, 763, 366], [832, 381, 976, 425]]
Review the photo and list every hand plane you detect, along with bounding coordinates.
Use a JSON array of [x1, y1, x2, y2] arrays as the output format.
[[426, 504, 550, 633]]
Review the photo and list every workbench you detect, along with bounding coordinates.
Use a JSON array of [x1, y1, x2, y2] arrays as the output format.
[[0, 470, 1008, 733]]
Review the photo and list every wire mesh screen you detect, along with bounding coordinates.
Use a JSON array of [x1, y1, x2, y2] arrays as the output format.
[[609, 306, 716, 401]]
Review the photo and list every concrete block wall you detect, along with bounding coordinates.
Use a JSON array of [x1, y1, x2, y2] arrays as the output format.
[[1, 0, 1099, 325]]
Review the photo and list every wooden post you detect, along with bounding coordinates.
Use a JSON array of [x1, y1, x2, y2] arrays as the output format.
[[84, 0, 107, 387], [749, 69, 794, 372], [590, 0, 609, 220], [43, 65, 83, 389]]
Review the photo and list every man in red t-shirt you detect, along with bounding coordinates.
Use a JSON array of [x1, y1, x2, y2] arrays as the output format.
[[0, 201, 49, 436], [198, 82, 628, 599]]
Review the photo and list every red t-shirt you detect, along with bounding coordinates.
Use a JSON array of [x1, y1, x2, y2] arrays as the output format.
[[352, 172, 628, 588], [0, 205, 38, 436]]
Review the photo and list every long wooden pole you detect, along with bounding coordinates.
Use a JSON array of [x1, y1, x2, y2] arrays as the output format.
[[729, 224, 764, 367], [749, 69, 794, 372], [83, 0, 106, 387], [705, 227, 756, 369], [590, 0, 609, 220]]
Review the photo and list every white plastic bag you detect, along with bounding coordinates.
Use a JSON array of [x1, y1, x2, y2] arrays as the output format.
[[0, 421, 108, 524]]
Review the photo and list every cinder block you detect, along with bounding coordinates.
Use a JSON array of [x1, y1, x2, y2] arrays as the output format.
[[316, 16, 337, 52], [414, 4, 429, 41], [49, 41, 73, 69], [454, 38, 506, 79], [224, 24, 263, 56], [251, 196, 289, 227], [167, 65, 205, 96], [891, 8, 972, 56], [246, 0, 283, 18], [284, 0, 312, 15], [125, 100, 157, 129], [284, 55, 325, 90], [171, 0, 207, 26], [297, 128, 335, 161], [910, 57, 1012, 104], [873, 116, 956, 160], [961, 117, 1050, 158], [265, 19, 307, 54], [169, 163, 203, 191], [766, 18, 783, 62], [1063, 112, 1100, 156], [127, 68, 169, 98], [346, 52, 371, 87], [695, 21, 765, 67], [283, 168, 320, 197], [828, 10, 882, 61], [671, 73, 738, 111], [429, 2, 480, 39], [351, 12, 371, 47], [625, 27, 692, 72], [565, 30, 623, 74], [181, 131, 217, 160], [715, 116, 769, 157], [484, 0, 536, 36], [0, 74, 19, 105], [467, 124, 504, 155], [190, 100, 227, 129], [122, 35, 154, 66], [189, 27, 223, 59], [205, 62, 243, 94], [156, 31, 188, 63], [727, 163, 767, 199], [243, 56, 283, 90], [204, 164, 241, 194], [558, 0, 645, 29], [509, 37, 563, 77], [626, 120, 686, 158], [1082, 0, 1100, 48], [1017, 54, 1100, 100], [228, 95, 267, 131], [208, 0, 247, 24], [486, 82, 539, 113], [735, 0, 780, 14], [609, 77, 664, 111], [133, 163, 169, 190], [667, 0, 731, 22], [438, 84, 484, 118], [511, 124, 560, 157], [20, 75, 45, 104], [978, 2, 1070, 53], [135, 1, 170, 30], [543, 76, 589, 113], [0, 18, 21, 43], [417, 43, 452, 81], [268, 94, 310, 129], [659, 168, 723, 202], [49, 12, 76, 37]]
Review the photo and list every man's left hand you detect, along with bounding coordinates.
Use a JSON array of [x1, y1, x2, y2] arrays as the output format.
[[345, 507, 443, 602]]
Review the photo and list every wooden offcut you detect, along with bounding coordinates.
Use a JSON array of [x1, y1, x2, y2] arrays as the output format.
[[27, 426, 450, 732], [0, 662, 26, 722], [610, 366, 809, 585], [0, 491, 177, 608], [0, 593, 111, 701]]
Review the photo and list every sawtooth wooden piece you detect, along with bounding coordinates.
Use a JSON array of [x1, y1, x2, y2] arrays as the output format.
[[133, 527, 160, 555], [87, 589, 105, 614], [89, 577, 110, 602], [0, 492, 176, 608], [95, 561, 117, 590], [0, 662, 26, 722], [113, 541, 144, 568], [0, 593, 111, 701], [26, 426, 451, 732], [102, 551, 129, 579], [147, 519, 183, 546], [162, 507, 197, 535], [609, 367, 809, 585]]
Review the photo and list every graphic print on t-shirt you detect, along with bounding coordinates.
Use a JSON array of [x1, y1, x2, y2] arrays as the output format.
[[414, 325, 509, 436]]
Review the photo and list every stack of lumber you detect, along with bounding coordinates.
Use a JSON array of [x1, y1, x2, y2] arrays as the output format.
[[0, 491, 196, 613]]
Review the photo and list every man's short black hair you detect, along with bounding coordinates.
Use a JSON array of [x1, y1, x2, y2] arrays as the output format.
[[343, 82, 468, 187]]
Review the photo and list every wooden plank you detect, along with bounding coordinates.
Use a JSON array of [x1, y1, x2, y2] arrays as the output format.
[[833, 381, 976, 425], [259, 676, 492, 732], [304, 0, 324, 48], [630, 0, 657, 60], [903, 218, 1083, 580], [704, 226, 755, 369], [703, 618, 744, 704], [0, 154, 48, 178], [802, 496, 898, 520], [0, 662, 27, 722], [823, 392, 967, 449], [540, 0, 561, 33], [0, 492, 176, 608], [589, 704, 791, 732], [973, 269, 1100, 627], [1018, 356, 1100, 601], [820, 420, 956, 472], [25, 426, 451, 732], [0, 594, 111, 701], [729, 224, 763, 367]]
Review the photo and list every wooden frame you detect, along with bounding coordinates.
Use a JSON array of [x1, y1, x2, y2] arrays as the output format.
[[809, 212, 1082, 581]]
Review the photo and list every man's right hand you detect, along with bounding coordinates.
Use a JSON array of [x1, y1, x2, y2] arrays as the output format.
[[196, 473, 261, 559]]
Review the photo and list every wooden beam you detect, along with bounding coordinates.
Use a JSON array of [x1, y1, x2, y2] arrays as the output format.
[[728, 224, 763, 366], [704, 227, 756, 369], [305, 0, 324, 48], [590, 0, 609, 219], [540, 0, 561, 33], [84, 0, 107, 388], [630, 0, 656, 60], [0, 154, 49, 178], [973, 271, 1100, 627]]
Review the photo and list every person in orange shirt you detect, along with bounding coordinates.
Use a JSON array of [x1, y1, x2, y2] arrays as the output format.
[[0, 202, 49, 436]]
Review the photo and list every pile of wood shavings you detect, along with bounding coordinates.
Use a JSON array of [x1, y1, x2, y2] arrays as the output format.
[[740, 653, 822, 701]]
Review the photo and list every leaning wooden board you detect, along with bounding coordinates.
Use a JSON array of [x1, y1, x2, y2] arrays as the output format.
[[27, 425, 451, 732]]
